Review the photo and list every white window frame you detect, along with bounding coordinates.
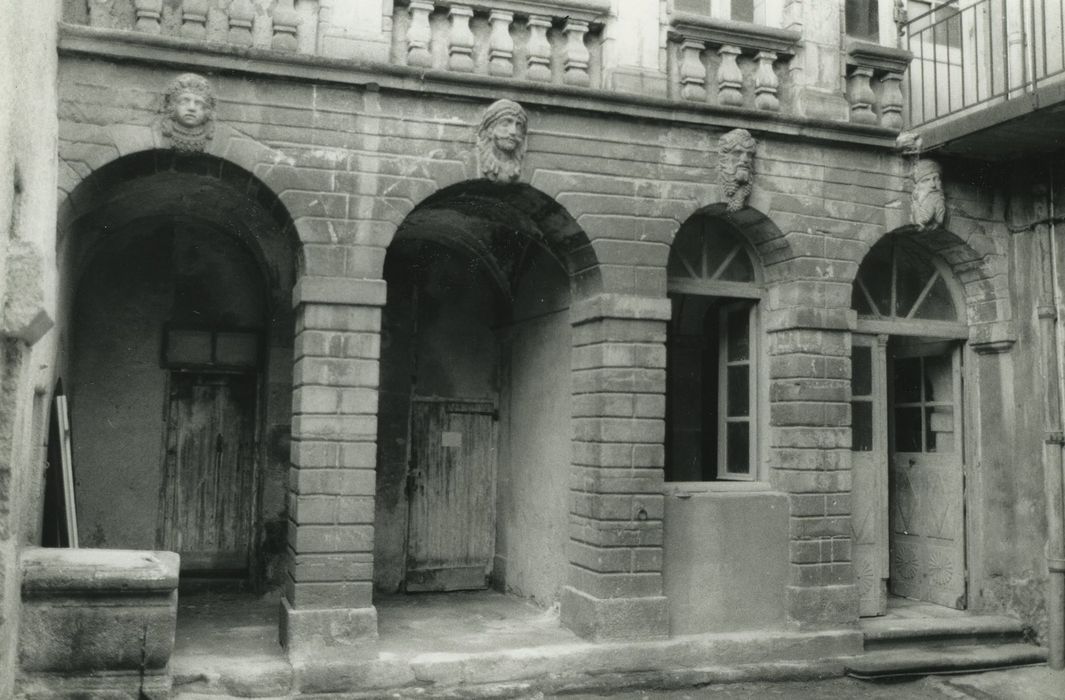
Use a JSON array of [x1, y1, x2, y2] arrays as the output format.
[[715, 301, 759, 481]]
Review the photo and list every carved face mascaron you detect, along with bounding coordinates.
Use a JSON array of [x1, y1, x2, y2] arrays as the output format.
[[477, 99, 528, 183], [718, 128, 757, 212], [911, 159, 946, 231], [162, 73, 216, 153]]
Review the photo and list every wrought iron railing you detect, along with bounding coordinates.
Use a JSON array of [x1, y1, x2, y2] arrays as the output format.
[[905, 0, 1065, 128]]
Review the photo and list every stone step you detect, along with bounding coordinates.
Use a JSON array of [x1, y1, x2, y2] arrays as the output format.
[[860, 614, 1027, 650], [844, 642, 1048, 680]]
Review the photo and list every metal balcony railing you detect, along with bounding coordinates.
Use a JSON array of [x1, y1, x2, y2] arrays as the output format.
[[905, 0, 1065, 128]]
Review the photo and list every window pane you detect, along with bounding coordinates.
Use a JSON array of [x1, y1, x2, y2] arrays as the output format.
[[719, 249, 755, 282], [854, 240, 892, 316], [166, 329, 212, 365], [852, 283, 875, 316], [852, 401, 873, 451], [923, 354, 953, 403], [216, 332, 259, 367], [893, 358, 922, 403], [726, 307, 750, 361], [851, 345, 872, 397], [895, 244, 938, 317], [726, 421, 750, 474], [927, 407, 954, 453], [914, 275, 957, 321], [727, 365, 749, 416], [845, 0, 879, 39], [894, 407, 923, 452]]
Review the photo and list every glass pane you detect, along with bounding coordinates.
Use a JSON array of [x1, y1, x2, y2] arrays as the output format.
[[726, 307, 750, 361], [895, 243, 938, 317], [718, 248, 755, 282], [851, 345, 872, 397], [893, 358, 922, 403], [927, 407, 954, 453], [914, 275, 958, 321], [216, 332, 259, 367], [894, 407, 923, 452], [852, 401, 873, 451], [167, 329, 212, 365], [852, 283, 875, 316], [667, 223, 743, 282], [854, 239, 892, 316], [846, 0, 879, 39], [727, 365, 749, 416], [726, 421, 750, 474], [923, 353, 953, 403]]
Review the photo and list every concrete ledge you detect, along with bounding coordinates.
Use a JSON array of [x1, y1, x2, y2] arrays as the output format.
[[560, 586, 669, 640], [280, 598, 378, 654], [571, 294, 673, 326], [293, 276, 387, 308], [18, 547, 179, 694]]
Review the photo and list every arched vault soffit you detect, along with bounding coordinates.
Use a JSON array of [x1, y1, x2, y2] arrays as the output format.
[[391, 179, 602, 298], [59, 151, 300, 299]]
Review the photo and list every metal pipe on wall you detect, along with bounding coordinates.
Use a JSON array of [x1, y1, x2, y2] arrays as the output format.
[[1043, 163, 1065, 669]]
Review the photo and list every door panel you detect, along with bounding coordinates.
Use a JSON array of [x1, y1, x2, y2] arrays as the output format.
[[851, 336, 888, 617], [159, 373, 257, 573], [888, 344, 966, 608], [406, 399, 496, 592]]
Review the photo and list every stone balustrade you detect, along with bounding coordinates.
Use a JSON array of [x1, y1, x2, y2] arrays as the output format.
[[845, 40, 913, 129], [667, 14, 800, 112]]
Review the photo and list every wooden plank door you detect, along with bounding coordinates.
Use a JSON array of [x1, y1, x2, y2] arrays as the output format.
[[405, 399, 496, 592], [889, 343, 966, 608], [851, 335, 889, 617], [159, 372, 257, 573]]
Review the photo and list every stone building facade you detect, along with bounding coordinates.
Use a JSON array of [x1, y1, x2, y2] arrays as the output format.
[[1, 0, 1062, 696]]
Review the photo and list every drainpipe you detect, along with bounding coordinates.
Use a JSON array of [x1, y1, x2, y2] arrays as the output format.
[[1042, 165, 1065, 670]]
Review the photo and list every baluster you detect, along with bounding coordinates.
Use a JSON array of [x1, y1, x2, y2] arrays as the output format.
[[526, 15, 552, 82], [272, 0, 300, 52], [133, 0, 163, 34], [228, 0, 255, 46], [847, 66, 877, 124], [295, 0, 318, 54], [89, 0, 112, 28], [488, 10, 515, 77], [717, 45, 744, 106], [753, 51, 779, 111], [678, 39, 707, 102], [879, 72, 904, 129], [448, 5, 475, 72], [180, 0, 208, 39], [407, 1, 434, 68], [562, 19, 591, 86]]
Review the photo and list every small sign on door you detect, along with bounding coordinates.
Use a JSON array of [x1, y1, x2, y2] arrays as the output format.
[[441, 431, 463, 448]]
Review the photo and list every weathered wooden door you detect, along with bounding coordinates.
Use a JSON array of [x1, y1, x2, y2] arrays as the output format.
[[159, 372, 257, 574], [405, 398, 497, 592], [851, 335, 889, 617], [888, 343, 966, 608]]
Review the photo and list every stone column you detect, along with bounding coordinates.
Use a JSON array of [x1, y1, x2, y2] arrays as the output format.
[[281, 276, 385, 653], [560, 294, 671, 641], [765, 303, 858, 629]]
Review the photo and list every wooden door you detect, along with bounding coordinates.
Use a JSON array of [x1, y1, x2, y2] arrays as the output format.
[[851, 335, 889, 617], [888, 343, 966, 608], [405, 398, 497, 592], [159, 372, 257, 573]]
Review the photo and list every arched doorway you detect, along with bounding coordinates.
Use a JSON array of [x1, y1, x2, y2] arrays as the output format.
[[851, 231, 969, 616], [58, 152, 298, 588], [375, 181, 589, 604]]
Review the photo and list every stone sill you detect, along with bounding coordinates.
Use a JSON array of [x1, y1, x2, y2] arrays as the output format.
[[21, 547, 180, 594], [663, 480, 777, 496], [669, 13, 801, 55], [846, 39, 913, 74], [58, 23, 899, 149], [398, 0, 611, 23]]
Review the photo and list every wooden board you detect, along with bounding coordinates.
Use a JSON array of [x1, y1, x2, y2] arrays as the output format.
[[405, 399, 496, 592], [158, 373, 256, 574]]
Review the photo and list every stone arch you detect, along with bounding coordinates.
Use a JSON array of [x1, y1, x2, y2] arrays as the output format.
[[672, 203, 795, 284], [850, 224, 1007, 328]]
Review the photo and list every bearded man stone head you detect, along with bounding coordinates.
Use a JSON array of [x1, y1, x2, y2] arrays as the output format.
[[718, 128, 757, 212], [162, 73, 216, 153], [911, 158, 946, 231], [477, 99, 528, 184]]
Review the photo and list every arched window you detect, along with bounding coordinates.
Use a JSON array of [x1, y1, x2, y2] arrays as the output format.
[[666, 217, 763, 482], [851, 233, 964, 337]]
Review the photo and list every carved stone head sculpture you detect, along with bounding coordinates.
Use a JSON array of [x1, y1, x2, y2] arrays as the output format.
[[718, 128, 757, 212], [477, 99, 528, 183], [911, 158, 946, 231], [162, 73, 216, 153]]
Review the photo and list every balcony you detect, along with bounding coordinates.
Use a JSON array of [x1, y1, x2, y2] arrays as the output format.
[[60, 0, 908, 141], [904, 0, 1065, 158]]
